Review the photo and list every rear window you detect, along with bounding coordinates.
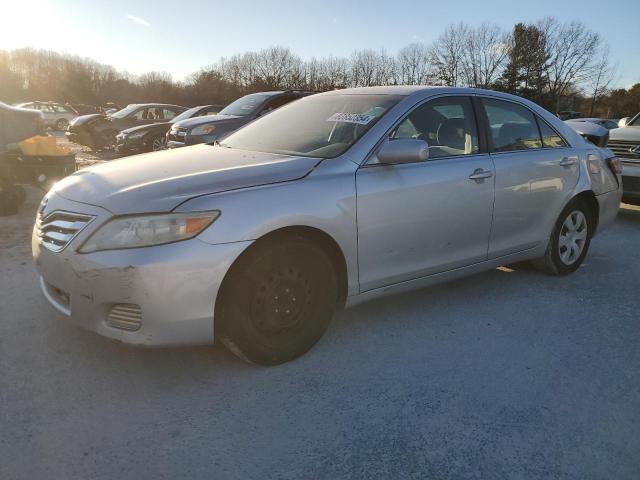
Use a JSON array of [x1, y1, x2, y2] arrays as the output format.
[[482, 98, 542, 152]]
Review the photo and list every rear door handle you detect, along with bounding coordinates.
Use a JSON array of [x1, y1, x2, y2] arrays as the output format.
[[469, 169, 494, 180], [559, 156, 578, 167]]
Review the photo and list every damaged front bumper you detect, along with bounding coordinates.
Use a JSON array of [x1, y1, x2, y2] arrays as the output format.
[[32, 193, 250, 346]]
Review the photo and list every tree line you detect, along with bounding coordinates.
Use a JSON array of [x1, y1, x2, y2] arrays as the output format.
[[1, 17, 638, 118]]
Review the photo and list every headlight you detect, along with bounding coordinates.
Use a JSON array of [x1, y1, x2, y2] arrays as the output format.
[[80, 211, 220, 253], [191, 124, 216, 136]]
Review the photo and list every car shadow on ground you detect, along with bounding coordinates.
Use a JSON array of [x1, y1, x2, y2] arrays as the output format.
[[618, 203, 640, 223]]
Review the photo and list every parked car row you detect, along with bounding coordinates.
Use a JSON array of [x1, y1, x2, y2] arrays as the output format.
[[114, 105, 223, 154], [62, 90, 313, 154], [66, 103, 187, 150], [166, 90, 314, 149]]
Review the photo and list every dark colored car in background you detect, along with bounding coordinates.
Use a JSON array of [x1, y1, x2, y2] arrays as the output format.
[[67, 103, 186, 150], [67, 103, 100, 115], [167, 91, 313, 148], [115, 105, 224, 155], [558, 110, 582, 120]]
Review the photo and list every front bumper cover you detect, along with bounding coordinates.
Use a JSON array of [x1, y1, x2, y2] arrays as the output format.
[[32, 193, 250, 346]]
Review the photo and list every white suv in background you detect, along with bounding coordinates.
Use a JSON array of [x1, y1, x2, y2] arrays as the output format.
[[16, 101, 78, 131], [608, 114, 640, 204]]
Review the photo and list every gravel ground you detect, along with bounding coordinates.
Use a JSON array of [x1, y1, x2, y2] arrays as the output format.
[[1, 186, 639, 479]]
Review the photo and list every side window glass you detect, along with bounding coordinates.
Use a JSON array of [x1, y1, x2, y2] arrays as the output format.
[[260, 96, 297, 115], [163, 108, 177, 120], [392, 96, 479, 159], [537, 117, 567, 148], [482, 98, 542, 152], [133, 108, 151, 120]]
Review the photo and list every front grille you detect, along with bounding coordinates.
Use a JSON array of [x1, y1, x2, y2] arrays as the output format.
[[608, 140, 640, 162], [107, 304, 142, 331], [36, 210, 95, 252], [622, 176, 640, 194]]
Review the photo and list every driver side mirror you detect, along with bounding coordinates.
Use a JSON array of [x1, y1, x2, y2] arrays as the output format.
[[375, 138, 429, 165], [618, 117, 630, 128]]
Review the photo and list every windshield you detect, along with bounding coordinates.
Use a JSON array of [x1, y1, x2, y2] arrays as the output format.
[[171, 106, 202, 123], [218, 94, 270, 116], [219, 94, 402, 158], [109, 104, 139, 119], [629, 114, 640, 126]]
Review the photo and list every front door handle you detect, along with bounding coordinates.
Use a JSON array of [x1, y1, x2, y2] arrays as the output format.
[[559, 156, 578, 167], [469, 169, 494, 180]]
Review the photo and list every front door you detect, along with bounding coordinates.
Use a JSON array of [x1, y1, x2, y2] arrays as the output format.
[[356, 96, 495, 292]]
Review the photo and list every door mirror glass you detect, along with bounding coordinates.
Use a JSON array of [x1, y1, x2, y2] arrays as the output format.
[[618, 117, 630, 128], [376, 138, 429, 164]]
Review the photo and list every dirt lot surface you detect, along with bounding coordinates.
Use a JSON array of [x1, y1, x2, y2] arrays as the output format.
[[1, 180, 640, 479]]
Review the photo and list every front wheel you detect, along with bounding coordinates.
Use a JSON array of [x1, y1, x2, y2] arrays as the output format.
[[216, 237, 337, 365], [148, 134, 167, 152], [532, 199, 592, 275]]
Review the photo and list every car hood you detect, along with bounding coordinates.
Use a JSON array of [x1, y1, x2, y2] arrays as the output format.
[[173, 114, 242, 129], [70, 113, 104, 126], [609, 126, 640, 142], [120, 123, 170, 135], [51, 145, 322, 214]]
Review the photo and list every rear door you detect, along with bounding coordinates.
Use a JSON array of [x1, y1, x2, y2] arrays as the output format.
[[478, 96, 579, 258], [356, 95, 495, 291]]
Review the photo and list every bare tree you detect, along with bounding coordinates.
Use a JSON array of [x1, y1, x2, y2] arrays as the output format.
[[396, 43, 432, 85], [539, 18, 601, 110], [350, 49, 379, 87], [586, 44, 618, 116], [429, 23, 468, 86], [462, 23, 510, 88], [307, 56, 350, 90]]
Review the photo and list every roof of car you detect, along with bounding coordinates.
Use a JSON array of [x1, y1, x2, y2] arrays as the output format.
[[127, 103, 186, 108], [318, 85, 526, 98]]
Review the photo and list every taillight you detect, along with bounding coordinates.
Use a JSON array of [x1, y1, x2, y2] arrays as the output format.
[[606, 157, 622, 175]]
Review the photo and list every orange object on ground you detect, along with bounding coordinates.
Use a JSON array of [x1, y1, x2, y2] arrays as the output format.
[[19, 135, 71, 156]]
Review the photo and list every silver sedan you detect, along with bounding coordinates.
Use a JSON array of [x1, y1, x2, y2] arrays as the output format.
[[33, 86, 622, 365]]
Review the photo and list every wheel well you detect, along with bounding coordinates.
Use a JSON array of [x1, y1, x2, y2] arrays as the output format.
[[573, 190, 599, 233], [215, 226, 349, 324]]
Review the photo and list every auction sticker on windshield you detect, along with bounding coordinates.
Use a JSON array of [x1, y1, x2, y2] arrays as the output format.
[[327, 113, 375, 125]]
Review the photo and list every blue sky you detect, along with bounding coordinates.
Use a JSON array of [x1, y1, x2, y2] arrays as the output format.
[[1, 0, 639, 88]]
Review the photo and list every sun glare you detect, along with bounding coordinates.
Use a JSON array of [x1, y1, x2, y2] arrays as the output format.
[[0, 0, 58, 50]]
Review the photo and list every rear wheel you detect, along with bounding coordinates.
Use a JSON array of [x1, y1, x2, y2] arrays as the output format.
[[55, 118, 69, 131], [217, 237, 337, 365], [532, 199, 592, 275]]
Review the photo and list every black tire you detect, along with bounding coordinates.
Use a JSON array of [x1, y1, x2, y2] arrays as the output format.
[[532, 198, 592, 276], [217, 236, 337, 365], [148, 134, 167, 152], [56, 118, 69, 131]]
